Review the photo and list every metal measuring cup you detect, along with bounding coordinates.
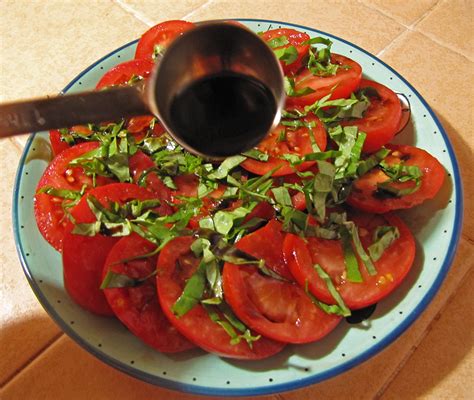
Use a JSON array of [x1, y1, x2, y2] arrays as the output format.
[[0, 21, 285, 158]]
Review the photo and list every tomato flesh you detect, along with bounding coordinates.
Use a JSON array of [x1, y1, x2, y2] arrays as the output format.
[[103, 233, 194, 352], [347, 144, 446, 213], [261, 28, 310, 75], [156, 236, 285, 359], [223, 220, 341, 343], [284, 212, 415, 309], [286, 54, 362, 107], [95, 59, 155, 89], [341, 79, 402, 153], [241, 115, 327, 176], [34, 142, 109, 251], [63, 183, 160, 315], [135, 20, 195, 60]]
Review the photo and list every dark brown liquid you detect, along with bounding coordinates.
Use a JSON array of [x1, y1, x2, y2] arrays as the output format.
[[169, 72, 276, 157]]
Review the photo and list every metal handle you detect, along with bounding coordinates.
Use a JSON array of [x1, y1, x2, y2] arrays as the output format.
[[0, 84, 150, 137]]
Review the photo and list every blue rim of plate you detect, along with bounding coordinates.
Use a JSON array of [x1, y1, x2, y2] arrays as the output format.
[[12, 18, 463, 397]]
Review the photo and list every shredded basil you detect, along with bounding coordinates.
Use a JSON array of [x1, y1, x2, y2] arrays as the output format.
[[368, 226, 400, 261]]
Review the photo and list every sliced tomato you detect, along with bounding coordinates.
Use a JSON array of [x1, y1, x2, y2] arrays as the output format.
[[126, 115, 166, 142], [286, 54, 362, 108], [284, 212, 415, 309], [347, 145, 446, 213], [341, 79, 402, 153], [156, 236, 285, 359], [102, 233, 194, 352], [63, 183, 159, 315], [223, 220, 341, 343], [129, 151, 173, 215], [261, 28, 310, 75], [49, 125, 94, 157], [34, 142, 111, 251], [241, 114, 327, 176], [135, 20, 195, 60], [95, 59, 155, 89]]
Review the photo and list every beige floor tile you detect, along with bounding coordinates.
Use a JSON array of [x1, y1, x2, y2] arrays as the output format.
[[359, 0, 438, 26], [380, 30, 474, 240], [2, 238, 471, 399], [0, 138, 62, 386], [185, 0, 405, 55], [116, 0, 210, 25], [415, 0, 474, 60], [381, 269, 474, 400], [0, 0, 147, 102]]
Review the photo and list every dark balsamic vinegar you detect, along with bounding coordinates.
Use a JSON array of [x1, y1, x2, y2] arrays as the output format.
[[169, 72, 276, 157]]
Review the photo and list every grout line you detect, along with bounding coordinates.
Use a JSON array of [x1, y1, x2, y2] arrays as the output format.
[[374, 266, 474, 399], [111, 0, 155, 27], [363, 0, 473, 62], [0, 332, 64, 389], [181, 0, 215, 21]]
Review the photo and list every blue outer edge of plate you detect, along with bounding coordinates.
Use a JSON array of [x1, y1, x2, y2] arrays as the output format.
[[12, 18, 464, 397]]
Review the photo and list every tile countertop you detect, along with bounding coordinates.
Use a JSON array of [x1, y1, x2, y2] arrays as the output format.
[[0, 1, 472, 399]]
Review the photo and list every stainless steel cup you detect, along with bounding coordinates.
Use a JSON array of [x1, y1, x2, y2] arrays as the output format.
[[0, 21, 284, 158]]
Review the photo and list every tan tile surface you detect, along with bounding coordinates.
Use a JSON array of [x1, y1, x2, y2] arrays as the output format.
[[0, 0, 473, 399], [186, 0, 405, 55], [415, 0, 474, 60], [360, 0, 438, 26], [382, 269, 474, 399], [0, 139, 61, 385]]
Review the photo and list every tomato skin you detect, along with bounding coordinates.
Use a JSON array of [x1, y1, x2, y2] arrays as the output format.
[[63, 183, 159, 315], [156, 236, 285, 359], [34, 142, 109, 252], [95, 59, 155, 89], [103, 233, 194, 352], [241, 115, 327, 176], [223, 220, 341, 343], [286, 54, 362, 107], [341, 79, 402, 153], [261, 28, 310, 75], [135, 20, 195, 60], [284, 213, 415, 310], [347, 144, 446, 213], [49, 129, 70, 156]]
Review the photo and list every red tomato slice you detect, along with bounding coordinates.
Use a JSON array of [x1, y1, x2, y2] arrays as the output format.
[[63, 183, 159, 315], [95, 59, 155, 89], [49, 125, 94, 157], [34, 142, 111, 251], [284, 212, 415, 309], [347, 144, 446, 213], [241, 114, 327, 176], [135, 20, 195, 60], [341, 79, 402, 153], [103, 233, 194, 352], [261, 28, 310, 75], [223, 220, 341, 343], [156, 236, 285, 359], [286, 54, 362, 108], [129, 151, 173, 215], [126, 115, 166, 142]]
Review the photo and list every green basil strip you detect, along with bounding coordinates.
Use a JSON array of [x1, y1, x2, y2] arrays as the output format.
[[37, 186, 82, 200], [274, 45, 298, 65], [266, 35, 289, 48], [207, 155, 246, 180], [304, 280, 350, 317], [312, 264, 351, 317], [357, 148, 391, 176], [345, 222, 377, 276], [303, 150, 342, 161], [100, 268, 157, 289], [284, 76, 315, 97], [368, 226, 400, 261], [172, 259, 207, 317], [340, 227, 364, 283], [242, 148, 269, 162], [271, 187, 293, 207]]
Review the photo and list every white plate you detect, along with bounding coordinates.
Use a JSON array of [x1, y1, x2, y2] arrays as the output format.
[[13, 19, 463, 396]]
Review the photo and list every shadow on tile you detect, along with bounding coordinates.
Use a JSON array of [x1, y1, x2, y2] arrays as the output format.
[[382, 268, 474, 399], [0, 314, 61, 386]]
